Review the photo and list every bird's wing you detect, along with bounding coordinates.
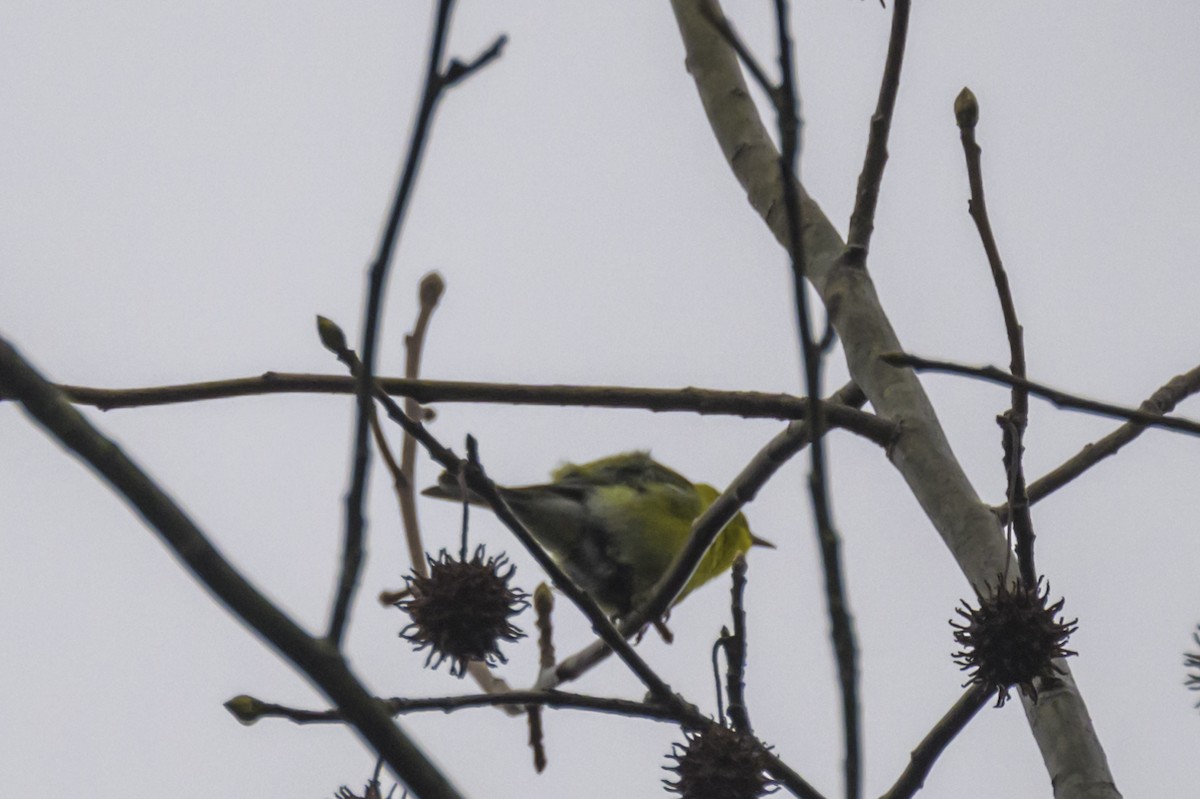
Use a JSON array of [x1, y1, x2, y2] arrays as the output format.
[[550, 451, 693, 493]]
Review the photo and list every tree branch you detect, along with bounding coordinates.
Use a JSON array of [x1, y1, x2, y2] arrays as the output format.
[[723, 555, 752, 734], [227, 689, 683, 725], [883, 352, 1200, 437], [331, 0, 506, 648], [955, 86, 1036, 585], [998, 364, 1200, 522], [846, 0, 911, 256], [669, 2, 1120, 795], [399, 272, 446, 576], [0, 337, 465, 799], [28, 373, 893, 441], [879, 685, 994, 799]]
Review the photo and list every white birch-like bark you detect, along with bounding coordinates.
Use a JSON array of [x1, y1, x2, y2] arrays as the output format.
[[668, 2, 1120, 797]]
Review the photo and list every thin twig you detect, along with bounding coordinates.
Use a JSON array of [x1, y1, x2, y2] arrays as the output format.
[[331, 0, 507, 648], [712, 635, 728, 727], [724, 555, 752, 734], [954, 86, 1035, 586], [772, 0, 861, 794], [997, 363, 1200, 522], [534, 582, 556, 672], [227, 690, 683, 725], [527, 702, 546, 773], [29, 374, 893, 440], [527, 583, 556, 771], [879, 685, 994, 799], [696, 4, 776, 103], [883, 352, 1200, 437], [846, 0, 911, 256], [399, 272, 446, 577], [0, 337, 466, 799], [336, 0, 451, 650]]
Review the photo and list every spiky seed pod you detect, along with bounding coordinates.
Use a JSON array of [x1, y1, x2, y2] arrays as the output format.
[[951, 576, 1078, 706], [334, 780, 381, 799], [397, 546, 527, 677], [663, 723, 774, 799], [1184, 627, 1200, 708]]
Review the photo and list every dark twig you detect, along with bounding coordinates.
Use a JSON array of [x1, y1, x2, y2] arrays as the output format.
[[696, 4, 776, 104], [441, 34, 508, 88], [527, 703, 546, 773], [954, 87, 1035, 586], [723, 555, 752, 734], [772, 1, 860, 793], [248, 678, 826, 799], [332, 0, 506, 648], [534, 582, 556, 672], [846, 0, 911, 256], [879, 684, 994, 799], [712, 635, 728, 727], [30, 375, 893, 440], [228, 690, 684, 725], [999, 364, 1200, 521], [0, 338, 465, 799], [882, 352, 1200, 437]]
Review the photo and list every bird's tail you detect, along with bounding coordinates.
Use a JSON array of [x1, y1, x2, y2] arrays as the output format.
[[420, 470, 490, 506]]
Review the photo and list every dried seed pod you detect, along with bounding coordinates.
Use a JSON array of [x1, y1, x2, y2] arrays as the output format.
[[952, 576, 1077, 706], [664, 723, 774, 799], [398, 546, 527, 677]]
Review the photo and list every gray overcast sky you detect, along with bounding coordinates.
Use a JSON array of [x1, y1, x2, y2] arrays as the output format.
[[3, 2, 1200, 797]]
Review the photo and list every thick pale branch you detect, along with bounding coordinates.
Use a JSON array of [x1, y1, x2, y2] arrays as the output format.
[[669, 2, 1120, 796]]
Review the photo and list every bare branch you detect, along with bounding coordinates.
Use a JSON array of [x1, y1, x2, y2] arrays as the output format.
[[883, 352, 1200, 437], [846, 0, 911, 256], [226, 690, 682, 725], [879, 685, 994, 799], [999, 364, 1200, 522], [954, 86, 1036, 585], [0, 336, 465, 799], [723, 556, 752, 734], [334, 0, 506, 649], [399, 272, 447, 577], [31, 374, 894, 441]]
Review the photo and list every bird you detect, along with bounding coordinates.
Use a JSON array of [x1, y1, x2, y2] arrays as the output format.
[[421, 451, 771, 620]]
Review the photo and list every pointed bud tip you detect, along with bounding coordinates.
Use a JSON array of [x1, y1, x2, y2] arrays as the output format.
[[223, 695, 265, 725], [316, 316, 348, 354], [955, 87, 979, 130]]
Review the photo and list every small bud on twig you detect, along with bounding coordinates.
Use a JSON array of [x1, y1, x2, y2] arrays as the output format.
[[954, 87, 979, 130]]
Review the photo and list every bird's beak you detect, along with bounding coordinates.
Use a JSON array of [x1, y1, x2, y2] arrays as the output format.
[[750, 534, 776, 549]]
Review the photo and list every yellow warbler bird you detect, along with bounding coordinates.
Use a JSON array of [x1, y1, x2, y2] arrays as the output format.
[[422, 451, 771, 619]]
